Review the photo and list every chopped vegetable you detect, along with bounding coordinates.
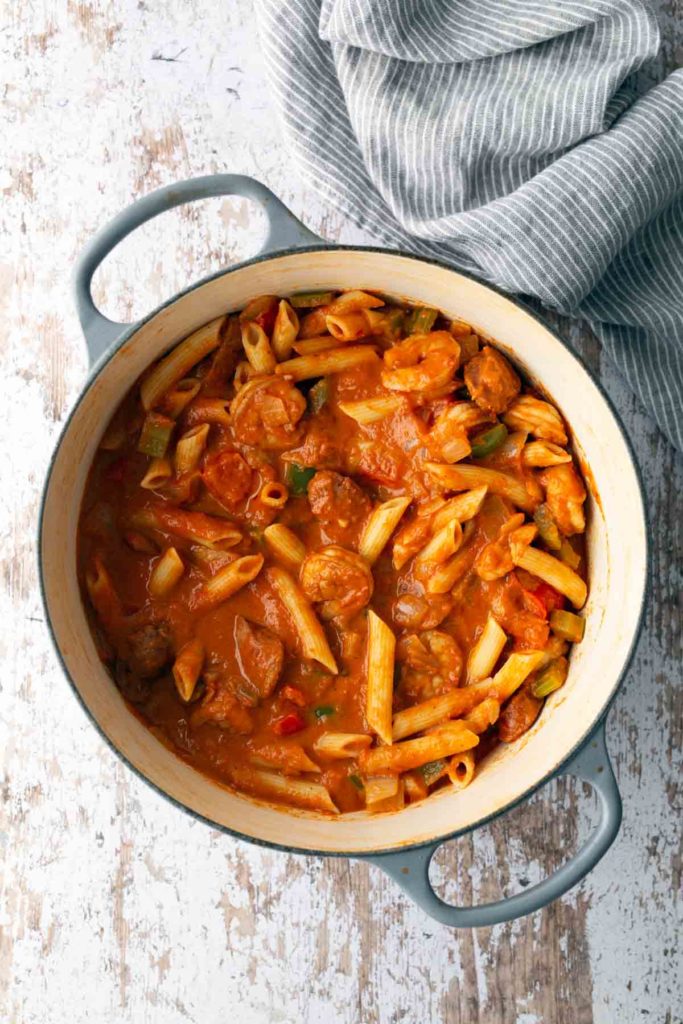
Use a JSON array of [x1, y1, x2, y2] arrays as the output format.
[[137, 412, 174, 458], [534, 503, 563, 551], [289, 291, 336, 309], [532, 582, 565, 615], [281, 685, 307, 707], [522, 588, 547, 620], [284, 462, 316, 496], [383, 307, 405, 336], [349, 773, 364, 791], [314, 705, 334, 719], [531, 656, 569, 698], [559, 538, 581, 570], [471, 423, 508, 458], [405, 306, 438, 335], [421, 759, 446, 785], [240, 295, 278, 334], [273, 712, 306, 736], [549, 609, 585, 643], [308, 379, 329, 415]]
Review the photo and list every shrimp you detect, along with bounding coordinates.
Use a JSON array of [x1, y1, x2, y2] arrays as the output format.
[[299, 545, 374, 620], [381, 331, 460, 394], [396, 629, 463, 700], [539, 464, 586, 536], [474, 514, 536, 581], [230, 374, 306, 450]]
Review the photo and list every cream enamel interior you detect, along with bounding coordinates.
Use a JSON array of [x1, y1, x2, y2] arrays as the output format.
[[41, 250, 646, 854]]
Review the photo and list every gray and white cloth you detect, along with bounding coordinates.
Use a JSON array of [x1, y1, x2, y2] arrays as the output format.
[[256, 0, 683, 450]]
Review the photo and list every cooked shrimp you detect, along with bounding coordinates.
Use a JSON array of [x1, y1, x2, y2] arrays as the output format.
[[396, 629, 463, 700], [299, 545, 374, 620], [230, 375, 306, 449], [539, 463, 586, 536], [381, 331, 460, 394], [391, 593, 453, 631], [475, 514, 537, 581]]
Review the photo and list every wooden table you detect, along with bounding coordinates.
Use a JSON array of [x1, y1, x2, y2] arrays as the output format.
[[2, 2, 680, 1021]]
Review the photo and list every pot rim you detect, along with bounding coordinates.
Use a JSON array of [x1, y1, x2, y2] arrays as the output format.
[[39, 243, 650, 857]]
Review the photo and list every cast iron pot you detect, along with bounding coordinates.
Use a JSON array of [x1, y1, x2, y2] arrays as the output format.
[[40, 174, 648, 927]]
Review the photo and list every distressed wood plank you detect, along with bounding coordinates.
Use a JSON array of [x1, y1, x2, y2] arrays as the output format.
[[1, 1, 680, 1022]]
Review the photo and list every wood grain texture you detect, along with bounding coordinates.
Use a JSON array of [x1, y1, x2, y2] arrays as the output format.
[[1, 1, 681, 1022]]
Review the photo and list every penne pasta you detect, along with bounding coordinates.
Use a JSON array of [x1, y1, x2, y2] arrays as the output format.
[[275, 345, 379, 382], [522, 440, 572, 467], [141, 317, 225, 411], [268, 567, 338, 674], [85, 555, 122, 630], [161, 378, 202, 419], [184, 398, 231, 427], [447, 750, 476, 790], [174, 424, 210, 476], [250, 743, 320, 774], [292, 336, 339, 355], [466, 615, 507, 684], [231, 767, 339, 813], [359, 728, 479, 775], [260, 481, 289, 508], [431, 485, 488, 531], [359, 496, 411, 565], [172, 638, 204, 702], [365, 610, 395, 745], [149, 546, 185, 598], [130, 505, 242, 549], [511, 543, 588, 609], [272, 299, 299, 360], [192, 554, 264, 610], [263, 523, 306, 569], [313, 732, 373, 759], [425, 461, 536, 512], [140, 457, 172, 490], [503, 395, 568, 445], [463, 697, 500, 733], [325, 311, 370, 341], [338, 395, 403, 424], [241, 321, 277, 374], [367, 778, 405, 813], [364, 775, 399, 805], [425, 544, 476, 594], [414, 517, 463, 567]]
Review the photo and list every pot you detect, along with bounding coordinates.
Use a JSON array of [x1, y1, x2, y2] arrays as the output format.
[[40, 174, 648, 927]]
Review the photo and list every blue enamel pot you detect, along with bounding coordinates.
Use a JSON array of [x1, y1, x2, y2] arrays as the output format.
[[40, 175, 648, 927]]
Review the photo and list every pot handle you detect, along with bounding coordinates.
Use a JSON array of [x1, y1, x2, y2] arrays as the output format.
[[73, 174, 323, 364], [367, 720, 621, 928]]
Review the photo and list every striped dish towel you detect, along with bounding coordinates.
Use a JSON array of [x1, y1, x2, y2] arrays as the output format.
[[256, 0, 683, 450]]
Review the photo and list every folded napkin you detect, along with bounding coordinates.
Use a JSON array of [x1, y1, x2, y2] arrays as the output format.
[[256, 0, 683, 450]]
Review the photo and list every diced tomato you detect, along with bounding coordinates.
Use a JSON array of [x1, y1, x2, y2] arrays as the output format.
[[253, 305, 277, 334], [273, 712, 305, 736], [281, 685, 307, 708], [521, 588, 547, 619], [532, 582, 566, 614]]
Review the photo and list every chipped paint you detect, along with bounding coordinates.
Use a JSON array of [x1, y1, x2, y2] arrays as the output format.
[[1, 0, 681, 1022]]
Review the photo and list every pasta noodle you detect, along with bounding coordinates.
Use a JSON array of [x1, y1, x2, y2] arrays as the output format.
[[359, 728, 479, 774], [172, 638, 205, 702], [263, 524, 306, 569], [141, 317, 225, 411], [192, 554, 264, 610], [365, 610, 395, 745], [275, 345, 379, 381], [272, 299, 299, 360], [338, 395, 403, 424], [426, 461, 536, 512], [260, 481, 289, 508], [149, 546, 185, 598], [241, 321, 277, 374], [140, 457, 172, 490], [511, 543, 587, 609], [359, 496, 411, 565], [174, 424, 210, 476], [313, 733, 373, 758], [230, 767, 339, 814], [466, 615, 507, 684], [268, 567, 338, 674]]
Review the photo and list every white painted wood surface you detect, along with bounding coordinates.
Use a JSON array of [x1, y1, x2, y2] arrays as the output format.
[[1, 2, 680, 1021]]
